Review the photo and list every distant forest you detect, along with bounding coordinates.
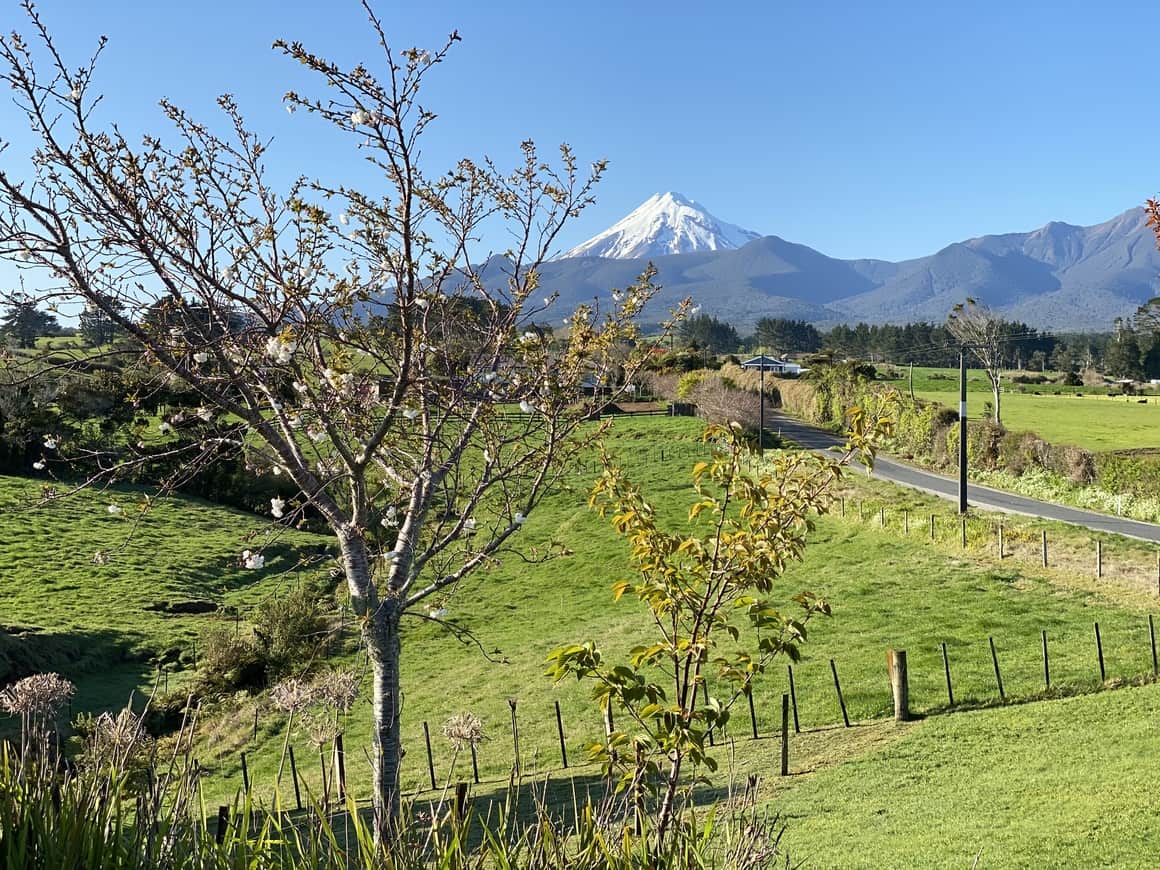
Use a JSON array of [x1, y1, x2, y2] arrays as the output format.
[[672, 315, 1158, 378]]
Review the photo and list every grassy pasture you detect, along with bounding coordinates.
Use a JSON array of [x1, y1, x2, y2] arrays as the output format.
[[915, 388, 1160, 452], [875, 366, 1160, 452], [0, 475, 331, 699], [5, 415, 1160, 866]]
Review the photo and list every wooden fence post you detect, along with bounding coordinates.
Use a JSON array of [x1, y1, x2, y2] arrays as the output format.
[[1042, 530, 1048, 568], [989, 637, 1005, 700], [1042, 630, 1050, 689], [1150, 614, 1158, 678], [454, 782, 469, 820], [941, 641, 954, 706], [780, 694, 790, 777], [930, 513, 936, 542], [830, 659, 850, 727], [903, 509, 909, 535], [469, 742, 480, 784], [887, 649, 910, 721], [508, 699, 520, 778], [288, 745, 302, 811], [879, 505, 885, 528], [423, 721, 437, 790], [1094, 622, 1106, 683], [746, 683, 759, 739], [998, 523, 1004, 559], [1096, 539, 1103, 578], [554, 700, 568, 768], [334, 733, 347, 800], [240, 752, 250, 796], [787, 664, 800, 733], [216, 806, 229, 844], [961, 517, 967, 548]]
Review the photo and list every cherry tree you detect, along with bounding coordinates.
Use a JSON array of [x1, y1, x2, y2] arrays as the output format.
[[0, 2, 667, 833]]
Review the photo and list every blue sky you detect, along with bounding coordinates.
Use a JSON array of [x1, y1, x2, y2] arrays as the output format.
[[4, 0, 1160, 262]]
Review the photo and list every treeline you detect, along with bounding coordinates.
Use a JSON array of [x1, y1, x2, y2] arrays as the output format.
[[673, 314, 1160, 376]]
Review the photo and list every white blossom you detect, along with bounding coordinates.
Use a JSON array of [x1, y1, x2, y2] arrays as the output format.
[[32, 460, 45, 471], [242, 550, 265, 570], [270, 497, 285, 519], [428, 607, 448, 619], [403, 408, 420, 421], [520, 331, 538, 345], [69, 86, 81, 101], [339, 213, 350, 225], [158, 422, 172, 434], [307, 427, 326, 443], [463, 517, 477, 532], [43, 436, 57, 450], [196, 406, 213, 422], [106, 504, 123, 515], [219, 265, 235, 282], [381, 505, 398, 528], [285, 103, 296, 115], [689, 305, 702, 315], [265, 335, 296, 364], [519, 399, 535, 414], [350, 109, 370, 126], [513, 512, 527, 525], [193, 351, 210, 364], [414, 297, 429, 310]]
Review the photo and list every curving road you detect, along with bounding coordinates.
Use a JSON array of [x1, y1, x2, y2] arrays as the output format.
[[766, 410, 1160, 544]]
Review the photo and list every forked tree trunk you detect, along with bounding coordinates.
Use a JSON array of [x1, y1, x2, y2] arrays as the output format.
[[991, 377, 1002, 426]]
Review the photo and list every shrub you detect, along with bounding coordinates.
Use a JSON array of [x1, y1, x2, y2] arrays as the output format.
[[676, 370, 705, 398], [251, 585, 332, 678], [196, 627, 266, 694]]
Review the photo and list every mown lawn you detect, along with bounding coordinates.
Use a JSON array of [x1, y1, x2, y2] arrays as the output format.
[[773, 683, 1160, 868]]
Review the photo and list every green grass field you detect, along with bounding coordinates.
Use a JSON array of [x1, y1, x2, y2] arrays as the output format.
[[878, 366, 1160, 452], [915, 388, 1160, 451], [0, 475, 331, 707], [4, 415, 1160, 865]]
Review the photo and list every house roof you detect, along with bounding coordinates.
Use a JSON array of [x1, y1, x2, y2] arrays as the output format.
[[741, 355, 787, 367]]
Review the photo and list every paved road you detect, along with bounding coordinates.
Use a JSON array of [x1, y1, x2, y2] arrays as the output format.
[[766, 410, 1160, 544]]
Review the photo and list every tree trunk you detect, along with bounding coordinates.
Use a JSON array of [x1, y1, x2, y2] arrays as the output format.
[[655, 751, 683, 847], [339, 530, 404, 841], [992, 377, 1002, 426], [369, 600, 403, 840]]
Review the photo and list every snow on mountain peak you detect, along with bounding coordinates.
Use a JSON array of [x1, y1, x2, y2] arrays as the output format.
[[556, 192, 762, 260]]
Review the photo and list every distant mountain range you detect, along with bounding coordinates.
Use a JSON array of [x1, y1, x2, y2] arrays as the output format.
[[517, 194, 1160, 331]]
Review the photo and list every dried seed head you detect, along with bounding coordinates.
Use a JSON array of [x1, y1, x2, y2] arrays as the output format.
[[442, 712, 485, 748], [0, 673, 75, 718]]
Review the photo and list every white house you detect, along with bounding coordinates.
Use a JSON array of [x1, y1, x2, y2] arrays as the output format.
[[740, 355, 802, 375]]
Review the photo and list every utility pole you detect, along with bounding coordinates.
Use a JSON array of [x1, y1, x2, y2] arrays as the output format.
[[759, 362, 765, 457], [958, 349, 968, 514]]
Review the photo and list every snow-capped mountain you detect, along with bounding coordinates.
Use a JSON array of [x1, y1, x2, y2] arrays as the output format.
[[557, 192, 762, 260]]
